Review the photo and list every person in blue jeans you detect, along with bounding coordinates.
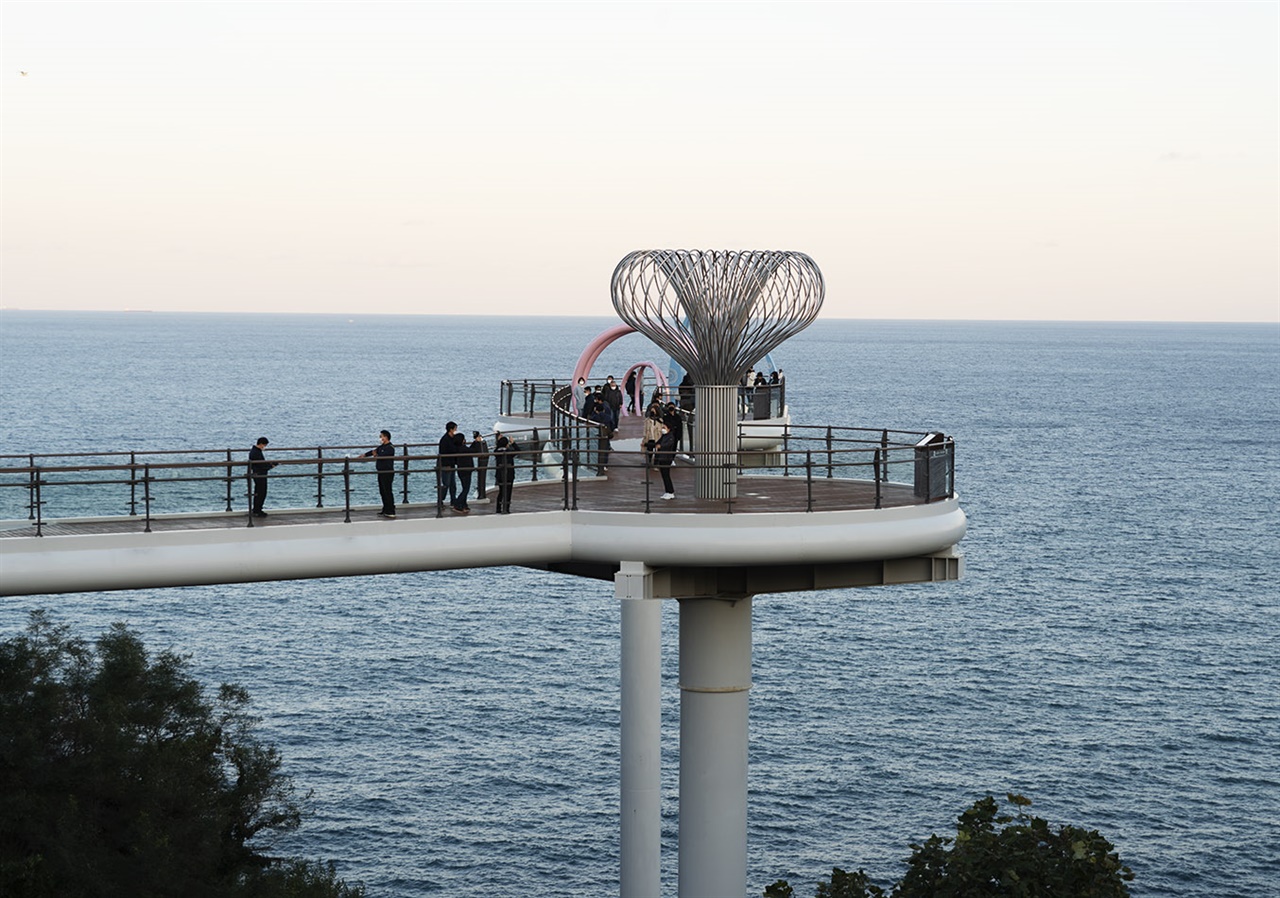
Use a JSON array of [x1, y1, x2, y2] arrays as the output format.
[[437, 422, 467, 514]]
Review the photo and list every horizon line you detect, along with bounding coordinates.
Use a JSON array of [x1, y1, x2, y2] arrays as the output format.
[[1, 307, 1276, 326]]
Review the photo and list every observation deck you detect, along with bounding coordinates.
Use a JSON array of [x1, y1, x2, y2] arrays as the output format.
[[0, 402, 963, 596]]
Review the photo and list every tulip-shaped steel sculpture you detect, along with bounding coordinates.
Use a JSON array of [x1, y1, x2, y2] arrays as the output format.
[[611, 249, 825, 498]]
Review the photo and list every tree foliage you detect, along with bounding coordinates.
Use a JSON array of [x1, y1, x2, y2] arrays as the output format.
[[0, 612, 363, 898], [768, 793, 1134, 898]]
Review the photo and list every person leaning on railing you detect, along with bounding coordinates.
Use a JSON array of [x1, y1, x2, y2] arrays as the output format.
[[361, 430, 396, 518]]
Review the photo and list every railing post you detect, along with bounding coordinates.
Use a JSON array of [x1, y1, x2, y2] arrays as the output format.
[[562, 449, 570, 510], [881, 429, 890, 482], [531, 428, 541, 481], [874, 448, 883, 510], [571, 449, 579, 511], [342, 458, 352, 523], [315, 448, 325, 508], [26, 456, 36, 521], [142, 464, 153, 533], [32, 465, 43, 537], [129, 452, 139, 516], [436, 462, 444, 518], [725, 456, 735, 514], [400, 444, 410, 505], [782, 427, 791, 477], [805, 450, 813, 513], [246, 468, 255, 528], [224, 449, 234, 512], [643, 460, 652, 514], [825, 426, 833, 479]]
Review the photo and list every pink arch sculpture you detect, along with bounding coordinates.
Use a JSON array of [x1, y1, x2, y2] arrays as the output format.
[[571, 325, 669, 417]]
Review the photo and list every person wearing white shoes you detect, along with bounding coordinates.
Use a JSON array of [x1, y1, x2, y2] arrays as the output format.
[[655, 421, 677, 500]]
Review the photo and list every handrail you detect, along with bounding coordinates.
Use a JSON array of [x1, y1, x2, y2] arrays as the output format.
[[0, 425, 955, 531]]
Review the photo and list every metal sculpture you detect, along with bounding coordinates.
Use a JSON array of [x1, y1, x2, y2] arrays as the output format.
[[610, 249, 824, 385], [611, 250, 825, 499]]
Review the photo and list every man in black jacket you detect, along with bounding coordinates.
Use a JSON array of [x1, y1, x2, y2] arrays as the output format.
[[363, 430, 397, 518], [248, 437, 276, 516], [438, 422, 466, 514], [602, 376, 623, 432], [493, 433, 519, 514]]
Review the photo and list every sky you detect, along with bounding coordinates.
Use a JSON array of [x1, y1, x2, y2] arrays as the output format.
[[1, 0, 1276, 322]]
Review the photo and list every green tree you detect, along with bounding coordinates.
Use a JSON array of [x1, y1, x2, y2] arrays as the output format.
[[0, 612, 363, 898], [767, 793, 1134, 898]]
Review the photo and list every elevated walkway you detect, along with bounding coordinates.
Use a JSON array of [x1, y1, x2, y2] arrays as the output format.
[[0, 465, 964, 596]]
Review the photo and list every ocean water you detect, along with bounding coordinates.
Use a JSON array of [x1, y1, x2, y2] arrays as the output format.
[[0, 311, 1277, 897]]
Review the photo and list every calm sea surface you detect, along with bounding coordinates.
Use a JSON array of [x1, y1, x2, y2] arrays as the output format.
[[1, 312, 1277, 897]]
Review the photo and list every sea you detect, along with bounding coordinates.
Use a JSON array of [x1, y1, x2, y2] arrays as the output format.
[[0, 311, 1277, 897]]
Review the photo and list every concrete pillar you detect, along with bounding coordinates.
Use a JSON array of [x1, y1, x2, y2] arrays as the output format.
[[616, 562, 662, 898], [678, 596, 752, 897], [694, 384, 738, 499]]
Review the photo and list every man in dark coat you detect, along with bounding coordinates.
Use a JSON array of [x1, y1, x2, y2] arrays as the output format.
[[624, 370, 638, 413], [363, 429, 397, 517], [602, 376, 623, 430], [469, 431, 489, 500], [589, 402, 613, 471], [662, 403, 684, 452], [493, 433, 519, 514], [248, 437, 276, 517], [438, 422, 467, 514], [453, 431, 474, 511]]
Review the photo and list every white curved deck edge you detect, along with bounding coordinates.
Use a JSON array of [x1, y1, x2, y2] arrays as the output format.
[[0, 499, 965, 597]]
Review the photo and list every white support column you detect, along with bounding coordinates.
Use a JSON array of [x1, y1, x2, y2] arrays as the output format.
[[616, 562, 663, 898], [678, 596, 752, 898]]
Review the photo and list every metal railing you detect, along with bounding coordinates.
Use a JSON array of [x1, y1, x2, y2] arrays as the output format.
[[0, 424, 955, 534], [499, 379, 565, 418]]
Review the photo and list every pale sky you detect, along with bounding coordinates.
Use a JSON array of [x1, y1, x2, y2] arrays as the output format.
[[2, 0, 1276, 321]]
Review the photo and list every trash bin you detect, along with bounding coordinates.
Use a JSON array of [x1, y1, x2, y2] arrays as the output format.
[[913, 432, 950, 500]]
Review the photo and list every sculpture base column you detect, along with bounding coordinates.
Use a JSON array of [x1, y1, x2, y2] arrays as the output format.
[[694, 385, 738, 500]]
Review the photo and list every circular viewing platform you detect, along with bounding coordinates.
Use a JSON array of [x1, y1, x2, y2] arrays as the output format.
[[0, 421, 964, 597]]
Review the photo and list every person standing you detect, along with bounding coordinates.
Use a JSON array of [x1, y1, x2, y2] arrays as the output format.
[[663, 402, 684, 453], [573, 376, 587, 415], [438, 422, 467, 514], [469, 431, 489, 500], [453, 431, 474, 512], [494, 433, 519, 514], [363, 430, 397, 518], [642, 403, 663, 466], [624, 370, 638, 414], [678, 372, 695, 410], [589, 401, 613, 471], [655, 422, 677, 500], [602, 376, 623, 432], [581, 385, 600, 420], [248, 437, 277, 517]]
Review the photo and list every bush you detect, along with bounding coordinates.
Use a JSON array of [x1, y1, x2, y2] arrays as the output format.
[[769, 793, 1133, 897], [0, 612, 363, 898]]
